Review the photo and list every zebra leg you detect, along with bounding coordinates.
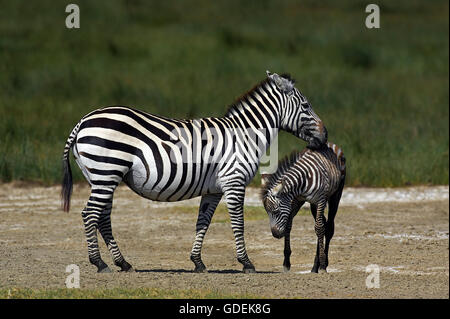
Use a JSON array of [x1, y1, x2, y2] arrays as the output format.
[[324, 183, 344, 270], [310, 204, 320, 273], [283, 218, 293, 272], [81, 188, 115, 273], [323, 215, 335, 271], [98, 209, 133, 272], [283, 199, 303, 272], [223, 186, 255, 273], [312, 200, 328, 273], [190, 193, 222, 273]]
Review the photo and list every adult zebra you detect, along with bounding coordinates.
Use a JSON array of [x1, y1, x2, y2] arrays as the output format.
[[61, 71, 327, 273]]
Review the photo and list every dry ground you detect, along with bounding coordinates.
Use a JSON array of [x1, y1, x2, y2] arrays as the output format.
[[0, 183, 448, 298]]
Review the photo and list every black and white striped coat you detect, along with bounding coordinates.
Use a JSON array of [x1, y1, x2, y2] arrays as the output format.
[[61, 71, 328, 273], [261, 142, 345, 273]]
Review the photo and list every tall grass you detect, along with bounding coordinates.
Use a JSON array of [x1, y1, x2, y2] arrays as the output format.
[[0, 0, 448, 186]]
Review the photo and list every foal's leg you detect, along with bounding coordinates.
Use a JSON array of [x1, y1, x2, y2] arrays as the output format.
[[310, 204, 319, 273], [283, 199, 303, 272], [283, 217, 294, 272], [311, 200, 328, 273], [190, 193, 222, 272], [324, 179, 345, 270]]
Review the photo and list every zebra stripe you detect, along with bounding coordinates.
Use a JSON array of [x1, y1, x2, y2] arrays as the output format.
[[261, 142, 346, 273], [61, 71, 327, 273]]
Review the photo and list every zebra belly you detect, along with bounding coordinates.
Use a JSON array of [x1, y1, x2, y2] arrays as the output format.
[[123, 168, 221, 202]]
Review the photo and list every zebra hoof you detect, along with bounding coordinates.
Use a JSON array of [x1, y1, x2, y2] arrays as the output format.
[[283, 265, 291, 273], [98, 266, 112, 273], [318, 268, 327, 274], [118, 261, 134, 272], [243, 267, 256, 274], [191, 254, 207, 273], [194, 266, 208, 273], [193, 262, 207, 273], [238, 257, 255, 273]]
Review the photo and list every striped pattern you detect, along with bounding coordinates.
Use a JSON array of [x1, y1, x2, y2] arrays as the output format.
[[261, 142, 346, 273], [61, 72, 327, 273]]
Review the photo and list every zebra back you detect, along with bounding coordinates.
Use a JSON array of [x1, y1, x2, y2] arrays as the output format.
[[261, 142, 345, 200], [326, 142, 346, 175]]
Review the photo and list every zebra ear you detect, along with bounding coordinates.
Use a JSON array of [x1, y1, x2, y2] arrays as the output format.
[[272, 182, 283, 195], [261, 174, 270, 187], [267, 72, 294, 94]]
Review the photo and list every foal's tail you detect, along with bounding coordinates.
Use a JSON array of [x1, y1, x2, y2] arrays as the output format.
[[61, 122, 81, 212]]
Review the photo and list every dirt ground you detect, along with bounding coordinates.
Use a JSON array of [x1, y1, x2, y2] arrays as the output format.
[[0, 183, 448, 298]]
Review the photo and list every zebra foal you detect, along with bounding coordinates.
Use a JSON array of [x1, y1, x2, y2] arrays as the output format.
[[261, 142, 346, 273], [61, 71, 328, 273]]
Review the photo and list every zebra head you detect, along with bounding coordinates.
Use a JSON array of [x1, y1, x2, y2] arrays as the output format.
[[261, 181, 293, 239], [266, 71, 327, 149]]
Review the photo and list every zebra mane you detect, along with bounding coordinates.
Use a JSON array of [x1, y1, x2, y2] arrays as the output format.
[[260, 149, 307, 200], [225, 73, 296, 117], [224, 78, 270, 117], [279, 73, 296, 85]]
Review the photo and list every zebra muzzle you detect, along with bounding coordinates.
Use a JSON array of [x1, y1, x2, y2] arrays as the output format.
[[271, 226, 285, 239]]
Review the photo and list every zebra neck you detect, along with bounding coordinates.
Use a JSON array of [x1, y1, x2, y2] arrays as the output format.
[[224, 81, 282, 132]]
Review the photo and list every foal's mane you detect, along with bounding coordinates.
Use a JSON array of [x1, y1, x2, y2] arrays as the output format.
[[260, 148, 307, 200]]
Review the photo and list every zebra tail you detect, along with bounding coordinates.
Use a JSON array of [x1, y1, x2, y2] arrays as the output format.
[[61, 122, 80, 212]]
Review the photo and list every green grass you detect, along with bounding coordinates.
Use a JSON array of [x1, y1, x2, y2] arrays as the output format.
[[0, 287, 259, 299], [0, 0, 448, 187]]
